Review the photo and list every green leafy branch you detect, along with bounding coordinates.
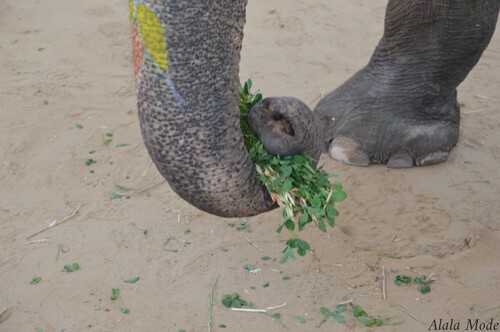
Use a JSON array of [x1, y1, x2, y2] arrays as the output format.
[[221, 293, 248, 308], [395, 274, 434, 294], [239, 79, 346, 263], [319, 303, 391, 327]]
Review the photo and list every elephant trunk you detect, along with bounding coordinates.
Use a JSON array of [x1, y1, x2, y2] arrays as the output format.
[[130, 0, 278, 217]]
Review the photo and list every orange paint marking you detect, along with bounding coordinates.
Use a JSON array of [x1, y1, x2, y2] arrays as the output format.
[[132, 22, 144, 83]]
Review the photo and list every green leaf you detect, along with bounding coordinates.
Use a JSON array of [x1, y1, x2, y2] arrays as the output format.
[[222, 298, 232, 308], [221, 293, 248, 308], [243, 264, 255, 271], [75, 123, 84, 129], [280, 179, 293, 193], [317, 220, 327, 233], [284, 219, 295, 231], [306, 206, 325, 218], [296, 240, 310, 256], [252, 93, 262, 105], [353, 305, 366, 318], [320, 307, 331, 317], [261, 256, 271, 261], [326, 205, 338, 219], [124, 276, 140, 284], [332, 191, 347, 203], [394, 275, 412, 286], [298, 213, 310, 226], [281, 165, 293, 178], [120, 306, 130, 314], [271, 313, 281, 320], [30, 276, 42, 285], [235, 220, 248, 231], [64, 263, 80, 272], [35, 328, 43, 332], [418, 284, 431, 294], [85, 159, 97, 166], [413, 276, 428, 285], [310, 197, 322, 208], [326, 218, 335, 228], [218, 324, 226, 328], [331, 190, 347, 202], [282, 276, 290, 281], [109, 192, 123, 200], [279, 245, 296, 264], [110, 288, 119, 301], [335, 304, 347, 313], [332, 311, 346, 324], [244, 80, 251, 93], [295, 316, 306, 323], [356, 316, 384, 327]]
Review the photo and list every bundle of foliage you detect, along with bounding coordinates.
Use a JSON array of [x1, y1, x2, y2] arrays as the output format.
[[239, 80, 346, 263]]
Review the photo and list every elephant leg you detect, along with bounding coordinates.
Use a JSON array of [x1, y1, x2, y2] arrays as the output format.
[[315, 0, 499, 167]]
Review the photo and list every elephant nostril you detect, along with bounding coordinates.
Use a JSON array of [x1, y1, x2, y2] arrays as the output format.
[[275, 118, 295, 137]]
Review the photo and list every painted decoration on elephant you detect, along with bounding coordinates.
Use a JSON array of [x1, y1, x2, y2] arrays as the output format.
[[129, 0, 187, 108]]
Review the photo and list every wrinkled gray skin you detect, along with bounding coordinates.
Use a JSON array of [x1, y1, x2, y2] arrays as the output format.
[[134, 0, 499, 217], [316, 1, 500, 167]]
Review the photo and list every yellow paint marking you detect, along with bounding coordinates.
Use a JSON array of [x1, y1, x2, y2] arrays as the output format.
[[128, 0, 134, 26], [137, 3, 168, 70]]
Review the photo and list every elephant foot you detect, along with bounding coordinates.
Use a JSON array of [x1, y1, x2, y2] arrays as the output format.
[[317, 80, 460, 168], [315, 0, 498, 167]]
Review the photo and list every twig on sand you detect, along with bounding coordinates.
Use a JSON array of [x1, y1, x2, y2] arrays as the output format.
[[463, 109, 484, 114], [231, 302, 287, 313], [208, 277, 218, 332], [393, 303, 427, 326], [26, 204, 83, 240], [310, 249, 321, 263], [246, 237, 263, 251], [135, 179, 166, 195], [142, 160, 153, 177], [337, 299, 353, 306], [231, 308, 268, 313], [27, 238, 50, 244], [382, 266, 387, 301], [405, 266, 423, 275], [266, 302, 287, 311], [231, 303, 289, 330]]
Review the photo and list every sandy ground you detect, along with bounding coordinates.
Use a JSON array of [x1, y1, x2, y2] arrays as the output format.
[[1, 0, 499, 331]]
